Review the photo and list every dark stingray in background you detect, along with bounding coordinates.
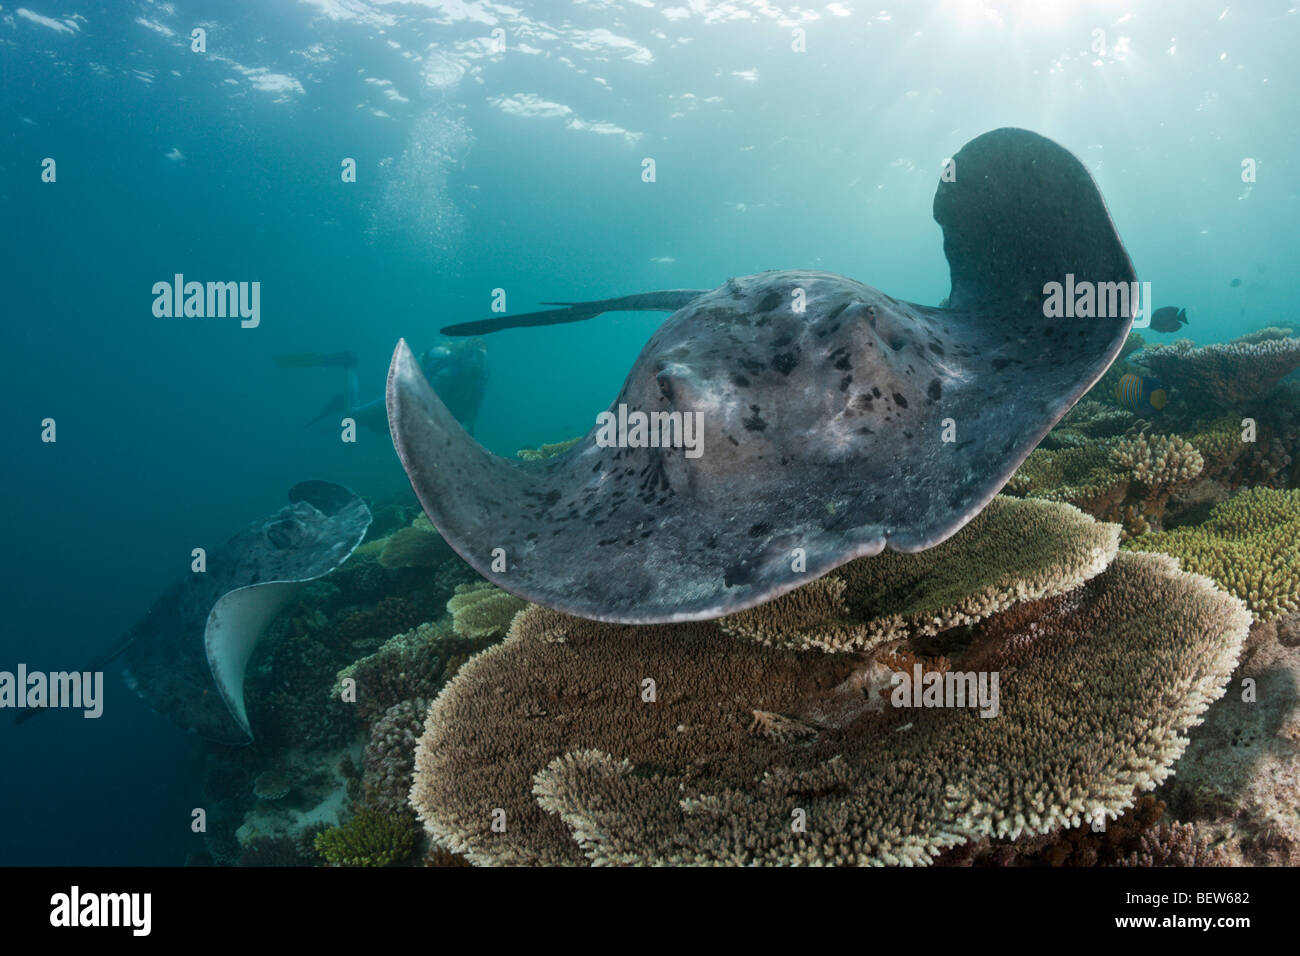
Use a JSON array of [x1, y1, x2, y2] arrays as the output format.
[[17, 482, 371, 744], [390, 128, 1138, 623]]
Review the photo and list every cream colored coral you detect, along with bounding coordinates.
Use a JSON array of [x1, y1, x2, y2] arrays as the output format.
[[1110, 433, 1204, 486], [410, 552, 1248, 866], [447, 581, 527, 639], [720, 496, 1119, 653]]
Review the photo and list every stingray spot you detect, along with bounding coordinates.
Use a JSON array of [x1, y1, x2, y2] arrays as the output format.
[[743, 412, 768, 431], [756, 292, 783, 312], [928, 341, 945, 357], [928, 379, 943, 401], [727, 434, 740, 446], [543, 490, 561, 507], [749, 522, 772, 537], [732, 373, 750, 387], [840, 375, 852, 391], [832, 351, 852, 371], [893, 392, 908, 408], [871, 386, 882, 398], [857, 426, 874, 434], [771, 351, 798, 375]]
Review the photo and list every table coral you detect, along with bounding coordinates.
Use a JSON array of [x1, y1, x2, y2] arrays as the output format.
[[1137, 335, 1300, 408], [722, 496, 1118, 654], [411, 551, 1247, 866]]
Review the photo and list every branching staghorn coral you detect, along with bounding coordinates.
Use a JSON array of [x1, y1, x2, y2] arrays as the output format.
[[1110, 433, 1203, 487], [1124, 487, 1300, 620], [720, 496, 1118, 653], [1103, 433, 1204, 534], [313, 807, 417, 867], [410, 551, 1248, 866]]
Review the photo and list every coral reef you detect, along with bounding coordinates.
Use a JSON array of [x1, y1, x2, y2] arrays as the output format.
[[314, 807, 418, 867], [936, 795, 1223, 867], [238, 827, 326, 867], [334, 620, 450, 722], [252, 769, 293, 801], [720, 496, 1118, 653], [447, 581, 528, 639], [1136, 335, 1300, 408], [411, 550, 1247, 866], [1006, 444, 1129, 515], [362, 698, 429, 814], [1124, 488, 1300, 620], [517, 436, 583, 461], [1231, 326, 1294, 346], [379, 515, 454, 570], [1040, 400, 1135, 451]]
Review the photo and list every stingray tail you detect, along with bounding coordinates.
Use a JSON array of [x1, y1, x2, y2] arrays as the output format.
[[12, 635, 138, 725], [441, 290, 707, 336], [305, 393, 347, 428]]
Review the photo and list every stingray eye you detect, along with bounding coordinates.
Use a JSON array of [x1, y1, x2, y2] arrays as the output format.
[[267, 519, 300, 549], [866, 305, 910, 351], [655, 363, 694, 405]]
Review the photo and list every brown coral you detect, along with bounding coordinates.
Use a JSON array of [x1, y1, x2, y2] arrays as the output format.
[[936, 795, 1223, 867], [411, 552, 1248, 866]]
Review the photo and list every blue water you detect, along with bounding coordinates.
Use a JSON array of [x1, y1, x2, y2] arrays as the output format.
[[1, 0, 1297, 865]]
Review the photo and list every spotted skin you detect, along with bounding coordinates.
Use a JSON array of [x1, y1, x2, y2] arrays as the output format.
[[387, 128, 1137, 623]]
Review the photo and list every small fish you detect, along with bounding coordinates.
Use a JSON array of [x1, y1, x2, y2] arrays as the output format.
[[1230, 277, 1242, 288], [1149, 306, 1187, 333], [1115, 372, 1167, 415]]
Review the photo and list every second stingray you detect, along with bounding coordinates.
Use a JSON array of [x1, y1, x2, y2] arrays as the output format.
[[388, 128, 1138, 623]]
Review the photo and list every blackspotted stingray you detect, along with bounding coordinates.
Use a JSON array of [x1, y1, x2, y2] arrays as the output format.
[[16, 482, 371, 743], [388, 128, 1137, 623]]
